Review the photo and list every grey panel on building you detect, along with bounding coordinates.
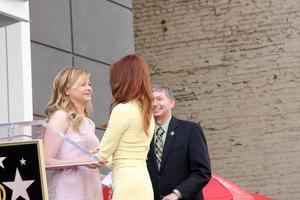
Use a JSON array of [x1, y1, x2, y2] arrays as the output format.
[[29, 0, 72, 51], [72, 0, 135, 64], [31, 43, 73, 116], [109, 0, 132, 8]]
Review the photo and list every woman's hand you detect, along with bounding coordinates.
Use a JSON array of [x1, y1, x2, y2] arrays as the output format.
[[92, 148, 98, 153], [84, 161, 107, 169]]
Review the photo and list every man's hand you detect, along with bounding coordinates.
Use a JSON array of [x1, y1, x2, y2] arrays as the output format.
[[162, 192, 179, 200]]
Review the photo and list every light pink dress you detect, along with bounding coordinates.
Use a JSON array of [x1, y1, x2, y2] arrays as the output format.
[[48, 118, 103, 200]]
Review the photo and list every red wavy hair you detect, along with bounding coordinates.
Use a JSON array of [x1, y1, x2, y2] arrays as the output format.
[[109, 54, 153, 135]]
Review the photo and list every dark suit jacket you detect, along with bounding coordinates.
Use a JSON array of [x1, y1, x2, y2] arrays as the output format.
[[147, 116, 211, 200]]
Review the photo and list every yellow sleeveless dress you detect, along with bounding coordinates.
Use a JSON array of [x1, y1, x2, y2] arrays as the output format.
[[96, 100, 154, 200]]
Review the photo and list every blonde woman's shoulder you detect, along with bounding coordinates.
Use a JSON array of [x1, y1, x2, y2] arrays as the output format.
[[48, 110, 71, 132], [51, 110, 69, 120]]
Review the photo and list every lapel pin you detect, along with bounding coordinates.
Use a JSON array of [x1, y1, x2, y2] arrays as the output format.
[[170, 131, 175, 136]]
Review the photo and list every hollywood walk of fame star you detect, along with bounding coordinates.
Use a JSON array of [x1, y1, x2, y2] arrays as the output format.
[[20, 158, 26, 165], [0, 157, 6, 169], [2, 168, 34, 200]]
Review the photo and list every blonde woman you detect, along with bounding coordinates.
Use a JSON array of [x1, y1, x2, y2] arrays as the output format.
[[43, 67, 104, 200]]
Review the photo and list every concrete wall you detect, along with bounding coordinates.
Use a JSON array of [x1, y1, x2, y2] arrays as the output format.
[[30, 0, 135, 136], [0, 0, 32, 125], [133, 0, 300, 199]]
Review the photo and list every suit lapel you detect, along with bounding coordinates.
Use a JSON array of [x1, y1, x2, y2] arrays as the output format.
[[148, 137, 159, 170], [160, 117, 178, 170]]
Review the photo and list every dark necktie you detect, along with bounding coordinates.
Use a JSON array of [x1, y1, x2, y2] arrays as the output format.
[[155, 127, 164, 169]]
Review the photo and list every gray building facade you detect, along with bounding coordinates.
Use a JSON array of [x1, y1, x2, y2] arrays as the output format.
[[30, 0, 135, 136]]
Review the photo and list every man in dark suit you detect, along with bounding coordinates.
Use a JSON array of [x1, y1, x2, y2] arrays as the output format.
[[147, 84, 211, 200]]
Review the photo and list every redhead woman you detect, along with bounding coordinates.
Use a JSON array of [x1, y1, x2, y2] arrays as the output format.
[[95, 54, 154, 200]]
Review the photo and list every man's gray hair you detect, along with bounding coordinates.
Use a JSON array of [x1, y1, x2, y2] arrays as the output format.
[[152, 84, 175, 100]]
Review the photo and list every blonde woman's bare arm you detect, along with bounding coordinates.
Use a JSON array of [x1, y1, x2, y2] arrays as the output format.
[[43, 110, 70, 166]]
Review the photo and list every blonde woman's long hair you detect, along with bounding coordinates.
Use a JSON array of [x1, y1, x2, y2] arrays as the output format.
[[45, 67, 92, 132]]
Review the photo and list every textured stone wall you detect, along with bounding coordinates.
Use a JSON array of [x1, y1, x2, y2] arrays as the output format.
[[133, 0, 300, 199]]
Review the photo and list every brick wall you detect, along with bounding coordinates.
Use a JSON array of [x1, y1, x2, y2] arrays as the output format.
[[133, 0, 300, 199]]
